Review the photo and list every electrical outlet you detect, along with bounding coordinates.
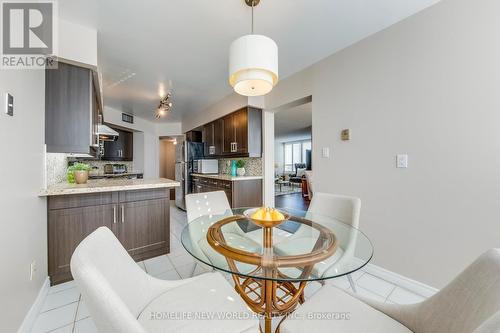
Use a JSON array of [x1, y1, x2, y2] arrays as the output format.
[[30, 261, 36, 281]]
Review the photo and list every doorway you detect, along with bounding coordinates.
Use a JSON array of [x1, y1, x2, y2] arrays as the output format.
[[274, 101, 312, 210], [159, 136, 179, 199]]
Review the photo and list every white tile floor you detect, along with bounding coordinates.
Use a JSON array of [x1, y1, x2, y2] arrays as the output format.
[[30, 201, 427, 333]]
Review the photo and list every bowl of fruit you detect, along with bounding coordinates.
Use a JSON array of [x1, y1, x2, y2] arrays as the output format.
[[244, 207, 291, 228]]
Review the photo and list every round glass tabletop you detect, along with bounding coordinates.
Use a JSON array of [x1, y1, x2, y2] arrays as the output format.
[[181, 207, 373, 282]]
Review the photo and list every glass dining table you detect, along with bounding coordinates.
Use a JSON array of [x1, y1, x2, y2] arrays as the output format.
[[181, 207, 373, 333]]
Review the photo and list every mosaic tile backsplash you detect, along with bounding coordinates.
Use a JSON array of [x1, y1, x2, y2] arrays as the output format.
[[218, 157, 262, 176], [46, 153, 68, 186], [45, 153, 136, 187], [75, 159, 134, 173]]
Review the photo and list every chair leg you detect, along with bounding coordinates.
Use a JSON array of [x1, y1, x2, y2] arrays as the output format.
[[347, 274, 357, 293]]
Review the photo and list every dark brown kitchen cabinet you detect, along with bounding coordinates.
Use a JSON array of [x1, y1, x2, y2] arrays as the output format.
[[195, 107, 262, 158], [203, 119, 223, 157], [45, 61, 100, 155], [191, 176, 262, 208], [48, 204, 115, 285], [220, 107, 261, 157], [102, 126, 133, 161], [115, 198, 169, 259], [47, 188, 170, 285], [185, 130, 202, 143]]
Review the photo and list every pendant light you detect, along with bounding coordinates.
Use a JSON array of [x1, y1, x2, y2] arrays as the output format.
[[229, 0, 278, 97]]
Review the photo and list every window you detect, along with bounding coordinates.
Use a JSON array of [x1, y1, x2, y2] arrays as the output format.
[[283, 140, 311, 172], [302, 141, 311, 163]]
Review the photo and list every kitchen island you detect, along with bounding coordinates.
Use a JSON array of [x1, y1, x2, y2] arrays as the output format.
[[41, 178, 179, 285]]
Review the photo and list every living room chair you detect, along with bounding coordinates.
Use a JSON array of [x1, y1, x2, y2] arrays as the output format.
[[281, 249, 500, 333], [185, 191, 261, 275], [70, 227, 260, 333], [289, 163, 307, 187], [274, 192, 361, 291]]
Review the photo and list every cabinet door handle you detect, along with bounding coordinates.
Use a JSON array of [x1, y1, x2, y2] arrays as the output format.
[[121, 205, 125, 224], [113, 205, 117, 224]]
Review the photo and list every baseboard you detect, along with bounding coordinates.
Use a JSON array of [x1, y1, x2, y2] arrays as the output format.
[[17, 277, 50, 333], [363, 262, 438, 298]]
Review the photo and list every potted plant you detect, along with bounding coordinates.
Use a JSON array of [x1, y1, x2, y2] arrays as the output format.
[[68, 163, 91, 184], [236, 159, 246, 176]]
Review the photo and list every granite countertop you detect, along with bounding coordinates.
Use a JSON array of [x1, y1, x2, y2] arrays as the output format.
[[190, 173, 263, 181], [39, 178, 179, 197]]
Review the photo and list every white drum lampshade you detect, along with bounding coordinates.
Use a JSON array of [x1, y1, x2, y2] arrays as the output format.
[[229, 34, 278, 97]]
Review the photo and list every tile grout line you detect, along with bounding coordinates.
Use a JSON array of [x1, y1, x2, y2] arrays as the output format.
[[39, 300, 79, 315], [384, 285, 397, 303], [363, 271, 424, 299], [71, 295, 82, 333], [49, 285, 77, 295], [166, 254, 184, 278]]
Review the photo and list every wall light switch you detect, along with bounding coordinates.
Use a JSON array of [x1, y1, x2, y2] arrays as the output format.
[[30, 261, 36, 281], [397, 154, 408, 168], [322, 147, 330, 158], [5, 93, 13, 116]]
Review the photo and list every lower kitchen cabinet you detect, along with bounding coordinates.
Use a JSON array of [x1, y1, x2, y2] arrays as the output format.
[[48, 204, 115, 285], [116, 198, 169, 259], [191, 176, 262, 208], [47, 189, 170, 285]]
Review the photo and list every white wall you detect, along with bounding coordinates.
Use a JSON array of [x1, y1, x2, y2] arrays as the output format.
[[58, 20, 98, 67], [0, 70, 47, 331], [264, 0, 500, 288], [103, 107, 182, 178]]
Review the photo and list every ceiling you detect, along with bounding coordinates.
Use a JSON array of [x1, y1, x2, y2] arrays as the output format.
[[57, 0, 440, 123], [275, 102, 312, 141]]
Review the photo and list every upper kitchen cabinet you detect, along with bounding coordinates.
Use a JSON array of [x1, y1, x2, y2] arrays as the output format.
[[102, 126, 134, 161], [221, 107, 262, 157], [185, 130, 202, 143], [45, 61, 99, 154], [203, 119, 223, 157]]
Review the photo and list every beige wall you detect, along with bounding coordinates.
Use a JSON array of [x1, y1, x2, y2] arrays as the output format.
[[265, 0, 500, 288], [0, 70, 47, 330]]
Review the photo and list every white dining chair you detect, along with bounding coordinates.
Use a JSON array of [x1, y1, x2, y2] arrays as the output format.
[[185, 191, 261, 276], [281, 249, 500, 333], [274, 192, 361, 291], [70, 227, 260, 333]]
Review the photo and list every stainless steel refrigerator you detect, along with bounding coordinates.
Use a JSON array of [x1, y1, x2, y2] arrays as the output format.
[[175, 140, 204, 210]]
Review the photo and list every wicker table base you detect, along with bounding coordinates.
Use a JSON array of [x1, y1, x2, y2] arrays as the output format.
[[207, 214, 337, 333]]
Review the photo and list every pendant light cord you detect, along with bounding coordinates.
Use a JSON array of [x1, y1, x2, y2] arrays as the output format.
[[251, 1, 254, 34]]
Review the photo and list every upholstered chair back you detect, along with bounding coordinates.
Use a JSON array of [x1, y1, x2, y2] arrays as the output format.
[[185, 191, 231, 223], [70, 227, 167, 333]]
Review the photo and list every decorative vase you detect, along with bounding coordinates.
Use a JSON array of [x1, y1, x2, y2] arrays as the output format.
[[231, 161, 237, 177], [74, 170, 89, 184], [237, 167, 246, 176]]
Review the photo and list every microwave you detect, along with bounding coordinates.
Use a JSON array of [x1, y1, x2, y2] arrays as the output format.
[[193, 159, 218, 174]]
